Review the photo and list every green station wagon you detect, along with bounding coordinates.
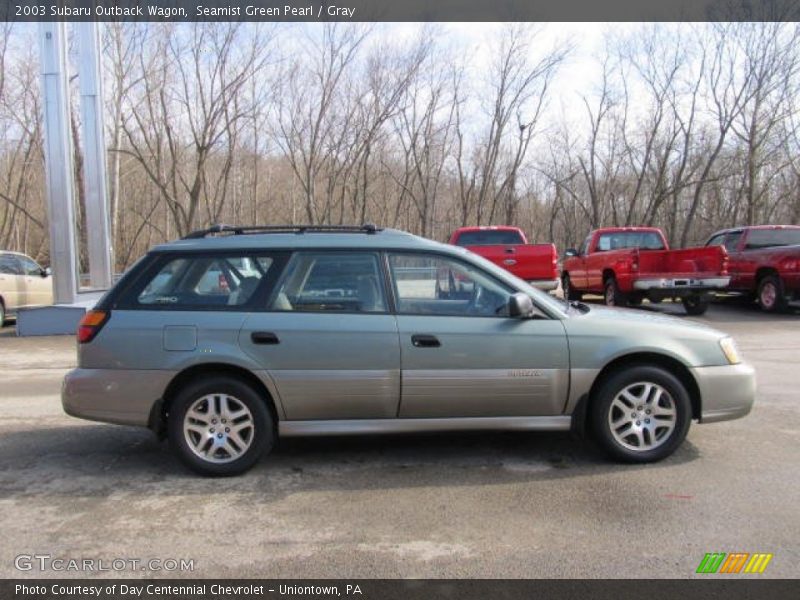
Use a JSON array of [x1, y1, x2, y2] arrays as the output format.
[[62, 224, 755, 475]]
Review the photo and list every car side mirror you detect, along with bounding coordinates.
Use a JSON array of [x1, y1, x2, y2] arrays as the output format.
[[564, 248, 578, 258], [41, 267, 51, 278], [508, 292, 535, 318]]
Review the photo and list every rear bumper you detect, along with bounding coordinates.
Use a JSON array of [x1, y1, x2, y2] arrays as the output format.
[[527, 278, 559, 292], [62, 368, 172, 427], [691, 362, 756, 424], [633, 276, 730, 292]]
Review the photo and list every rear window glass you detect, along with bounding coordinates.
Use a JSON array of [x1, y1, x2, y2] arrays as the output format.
[[596, 232, 665, 251], [745, 229, 800, 249], [454, 230, 525, 246], [137, 255, 273, 308]]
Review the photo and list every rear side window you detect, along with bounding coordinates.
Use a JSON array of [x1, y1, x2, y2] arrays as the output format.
[[134, 254, 275, 308], [269, 252, 387, 313], [745, 229, 800, 249]]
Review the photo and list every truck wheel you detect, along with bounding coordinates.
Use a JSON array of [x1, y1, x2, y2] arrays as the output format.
[[757, 275, 788, 313], [628, 294, 643, 306], [168, 375, 274, 476], [591, 365, 692, 463], [0, 298, 5, 327], [604, 278, 628, 307], [682, 294, 708, 316], [562, 274, 582, 301]]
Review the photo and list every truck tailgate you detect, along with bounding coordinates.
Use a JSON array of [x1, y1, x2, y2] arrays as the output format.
[[637, 246, 728, 278], [463, 244, 557, 281]]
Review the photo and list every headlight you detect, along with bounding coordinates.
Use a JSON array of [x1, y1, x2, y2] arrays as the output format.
[[719, 337, 741, 364]]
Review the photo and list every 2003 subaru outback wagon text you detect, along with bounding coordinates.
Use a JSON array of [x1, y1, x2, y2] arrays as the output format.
[[62, 224, 756, 475]]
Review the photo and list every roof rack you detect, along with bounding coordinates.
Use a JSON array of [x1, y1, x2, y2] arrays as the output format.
[[182, 223, 382, 239]]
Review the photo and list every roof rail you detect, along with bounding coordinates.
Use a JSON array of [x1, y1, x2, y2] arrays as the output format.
[[182, 223, 382, 240]]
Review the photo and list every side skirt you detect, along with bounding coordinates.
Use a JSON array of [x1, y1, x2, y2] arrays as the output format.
[[279, 416, 572, 437]]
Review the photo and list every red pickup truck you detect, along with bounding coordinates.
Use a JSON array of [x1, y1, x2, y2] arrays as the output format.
[[562, 227, 730, 315], [449, 226, 559, 291], [705, 225, 800, 312]]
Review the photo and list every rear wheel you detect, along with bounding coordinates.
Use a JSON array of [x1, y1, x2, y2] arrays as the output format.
[[592, 365, 692, 463], [682, 294, 709, 316], [757, 275, 787, 313], [168, 375, 273, 476], [562, 274, 582, 301], [604, 277, 628, 307]]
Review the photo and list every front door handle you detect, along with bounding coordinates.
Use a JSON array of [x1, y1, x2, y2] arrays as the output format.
[[411, 334, 441, 348], [251, 331, 280, 345]]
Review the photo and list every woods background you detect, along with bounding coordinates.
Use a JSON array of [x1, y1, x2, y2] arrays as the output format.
[[1, 21, 799, 272]]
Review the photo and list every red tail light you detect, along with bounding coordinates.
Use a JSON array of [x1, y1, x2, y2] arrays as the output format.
[[77, 310, 110, 344]]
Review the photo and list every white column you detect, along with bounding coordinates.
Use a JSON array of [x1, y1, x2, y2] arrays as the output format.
[[39, 22, 77, 305], [77, 21, 113, 290]]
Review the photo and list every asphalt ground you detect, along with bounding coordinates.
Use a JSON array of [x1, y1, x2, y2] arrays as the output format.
[[0, 297, 798, 579]]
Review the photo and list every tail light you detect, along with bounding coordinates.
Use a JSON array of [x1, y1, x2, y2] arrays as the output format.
[[77, 310, 110, 344]]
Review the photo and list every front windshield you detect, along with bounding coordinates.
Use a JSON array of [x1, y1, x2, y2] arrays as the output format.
[[455, 248, 569, 317]]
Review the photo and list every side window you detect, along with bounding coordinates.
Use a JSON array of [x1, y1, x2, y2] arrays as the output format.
[[389, 253, 513, 317], [597, 235, 612, 251], [579, 235, 591, 255], [723, 232, 742, 252], [706, 233, 726, 247], [0, 255, 22, 275], [18, 255, 43, 276], [136, 254, 274, 308], [270, 252, 386, 313]]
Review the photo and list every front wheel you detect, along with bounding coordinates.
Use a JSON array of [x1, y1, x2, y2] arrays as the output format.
[[757, 275, 788, 313], [591, 365, 692, 463], [682, 294, 709, 315], [562, 274, 582, 301], [168, 376, 274, 476]]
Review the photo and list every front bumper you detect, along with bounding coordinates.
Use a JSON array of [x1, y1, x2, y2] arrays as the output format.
[[62, 368, 173, 427], [633, 276, 730, 291], [691, 362, 756, 423], [528, 278, 559, 292]]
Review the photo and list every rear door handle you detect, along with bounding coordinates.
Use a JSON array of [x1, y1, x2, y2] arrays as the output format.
[[251, 331, 280, 345], [411, 334, 441, 348]]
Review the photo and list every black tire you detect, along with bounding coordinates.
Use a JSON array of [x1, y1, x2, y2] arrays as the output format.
[[562, 274, 582, 301], [757, 274, 788, 313], [628, 294, 643, 306], [604, 277, 628, 307], [0, 298, 5, 327], [591, 365, 692, 463], [648, 297, 662, 304], [168, 375, 274, 476], [682, 294, 709, 316]]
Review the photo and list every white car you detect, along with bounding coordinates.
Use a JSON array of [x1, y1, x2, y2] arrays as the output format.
[[0, 251, 54, 325]]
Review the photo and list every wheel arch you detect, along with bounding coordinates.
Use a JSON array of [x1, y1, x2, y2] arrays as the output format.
[[602, 269, 616, 283], [150, 363, 279, 437], [755, 266, 779, 284], [573, 352, 701, 437]]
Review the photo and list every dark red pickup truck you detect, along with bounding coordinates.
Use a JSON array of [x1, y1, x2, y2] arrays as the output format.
[[705, 225, 800, 312], [449, 226, 559, 291], [562, 227, 730, 315]]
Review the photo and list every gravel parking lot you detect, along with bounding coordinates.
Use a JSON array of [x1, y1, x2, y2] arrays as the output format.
[[0, 299, 798, 579]]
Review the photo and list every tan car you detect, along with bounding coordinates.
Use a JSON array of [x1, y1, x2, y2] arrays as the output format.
[[0, 251, 54, 325]]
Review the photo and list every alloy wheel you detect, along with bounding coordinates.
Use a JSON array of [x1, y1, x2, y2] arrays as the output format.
[[607, 382, 677, 451], [183, 394, 255, 464]]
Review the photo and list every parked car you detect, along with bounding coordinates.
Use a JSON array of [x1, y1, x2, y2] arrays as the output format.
[[0, 251, 53, 325], [449, 226, 559, 291], [62, 224, 754, 476], [561, 227, 730, 315], [705, 225, 800, 313]]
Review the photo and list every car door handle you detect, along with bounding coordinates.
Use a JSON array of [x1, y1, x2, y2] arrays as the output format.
[[251, 331, 280, 345], [411, 334, 440, 348]]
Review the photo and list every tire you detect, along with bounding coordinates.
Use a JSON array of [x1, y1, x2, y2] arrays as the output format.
[[591, 365, 692, 463], [628, 294, 643, 306], [562, 274, 582, 301], [0, 298, 5, 327], [604, 277, 628, 307], [648, 297, 662, 304], [757, 275, 788, 313], [682, 294, 709, 316], [168, 375, 274, 476]]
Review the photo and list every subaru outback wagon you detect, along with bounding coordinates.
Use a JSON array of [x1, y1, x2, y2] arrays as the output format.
[[62, 224, 755, 475]]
